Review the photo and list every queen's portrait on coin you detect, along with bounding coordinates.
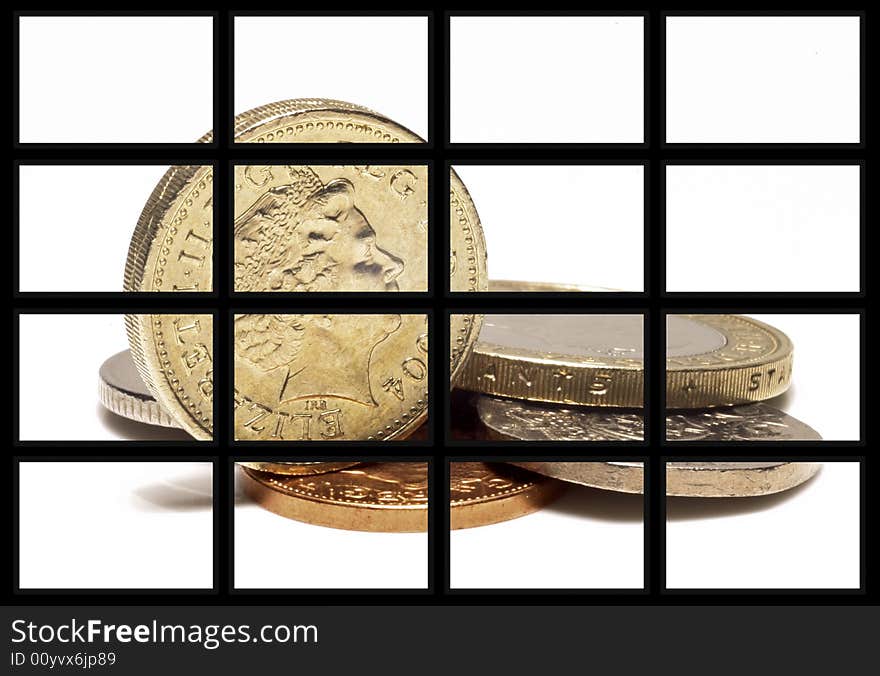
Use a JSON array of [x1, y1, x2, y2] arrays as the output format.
[[234, 167, 405, 292], [234, 314, 402, 405]]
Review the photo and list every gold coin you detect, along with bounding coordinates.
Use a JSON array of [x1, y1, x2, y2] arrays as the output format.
[[99, 350, 181, 428], [456, 314, 792, 408], [450, 462, 566, 529], [125, 314, 214, 440], [509, 461, 820, 497], [489, 280, 615, 292], [234, 313, 428, 441], [233, 164, 427, 292], [125, 99, 486, 438], [239, 462, 428, 532], [666, 314, 793, 408], [237, 461, 361, 476]]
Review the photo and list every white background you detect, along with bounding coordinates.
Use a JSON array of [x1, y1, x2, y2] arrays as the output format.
[[666, 16, 861, 143], [666, 461, 861, 589], [18, 17, 213, 143], [18, 462, 213, 589], [450, 468, 644, 589], [453, 165, 644, 291], [668, 313, 861, 441], [665, 165, 861, 292], [17, 314, 193, 441], [450, 16, 644, 143], [234, 16, 428, 140], [18, 165, 173, 292], [234, 468, 427, 589]]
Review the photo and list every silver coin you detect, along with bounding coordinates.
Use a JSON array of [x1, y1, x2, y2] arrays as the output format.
[[477, 396, 821, 441], [99, 350, 181, 428], [509, 461, 821, 497]]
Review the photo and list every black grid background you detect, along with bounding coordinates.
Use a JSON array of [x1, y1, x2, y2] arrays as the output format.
[[10, 9, 871, 604]]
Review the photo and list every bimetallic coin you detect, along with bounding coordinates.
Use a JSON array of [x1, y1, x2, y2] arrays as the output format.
[[510, 461, 820, 497], [234, 165, 427, 292], [458, 314, 644, 406], [234, 313, 428, 441], [666, 315, 793, 408], [99, 350, 181, 428], [240, 462, 428, 532], [458, 314, 793, 408], [237, 462, 361, 476], [476, 396, 821, 442], [125, 314, 214, 440], [450, 462, 566, 529]]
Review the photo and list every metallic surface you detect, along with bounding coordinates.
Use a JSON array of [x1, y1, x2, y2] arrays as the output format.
[[125, 314, 214, 440], [449, 462, 566, 529], [98, 350, 181, 429], [477, 396, 821, 442], [239, 462, 428, 532], [234, 313, 428, 441], [233, 164, 427, 292], [237, 462, 361, 476], [449, 170, 488, 386], [488, 280, 615, 292], [509, 461, 821, 497], [124, 99, 483, 437], [457, 314, 793, 408], [666, 314, 794, 408]]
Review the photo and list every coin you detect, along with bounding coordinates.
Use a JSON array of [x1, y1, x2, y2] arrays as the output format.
[[237, 461, 361, 476], [476, 396, 821, 441], [509, 462, 820, 497], [125, 314, 214, 440], [98, 349, 181, 428], [666, 314, 793, 408], [456, 314, 793, 408], [234, 313, 428, 441], [125, 99, 483, 437], [234, 164, 427, 292], [449, 170, 487, 386], [488, 280, 615, 292], [239, 462, 428, 532], [457, 314, 644, 406], [232, 98, 425, 144], [665, 404, 820, 441], [97, 348, 430, 440], [450, 462, 566, 529]]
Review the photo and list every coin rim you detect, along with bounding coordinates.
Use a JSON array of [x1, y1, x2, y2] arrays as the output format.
[[510, 461, 820, 497], [240, 464, 428, 533], [98, 370, 182, 429], [458, 314, 793, 408], [125, 99, 486, 437], [449, 463, 566, 529]]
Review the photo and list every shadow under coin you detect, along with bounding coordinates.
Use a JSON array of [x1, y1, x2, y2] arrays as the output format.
[[666, 466, 820, 522], [97, 404, 194, 441], [131, 467, 214, 512], [545, 484, 644, 523]]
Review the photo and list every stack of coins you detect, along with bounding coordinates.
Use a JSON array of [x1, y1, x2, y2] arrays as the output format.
[[237, 461, 566, 532], [98, 97, 819, 528], [453, 312, 821, 443]]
